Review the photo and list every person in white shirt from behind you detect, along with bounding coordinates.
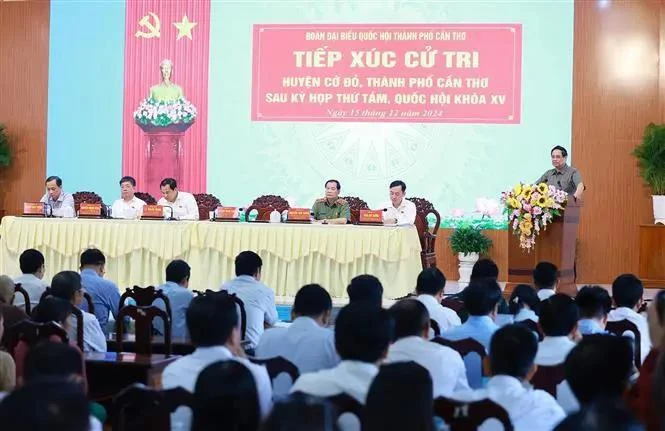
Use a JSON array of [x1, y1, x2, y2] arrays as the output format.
[[49, 270, 107, 353], [157, 177, 200, 220], [608, 273, 651, 364], [221, 251, 279, 354], [451, 324, 565, 431], [386, 299, 469, 397], [110, 176, 146, 219], [575, 285, 612, 335], [415, 267, 461, 336], [535, 294, 580, 413], [13, 249, 48, 311], [508, 284, 540, 325], [162, 293, 272, 431], [381, 180, 417, 226], [533, 261, 558, 301], [255, 284, 339, 396], [291, 304, 394, 431]]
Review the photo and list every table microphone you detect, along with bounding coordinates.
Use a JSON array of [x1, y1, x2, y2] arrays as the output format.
[[165, 206, 176, 221], [43, 203, 53, 218]]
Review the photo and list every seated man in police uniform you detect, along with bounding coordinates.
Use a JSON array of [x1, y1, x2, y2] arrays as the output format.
[[311, 179, 350, 225]]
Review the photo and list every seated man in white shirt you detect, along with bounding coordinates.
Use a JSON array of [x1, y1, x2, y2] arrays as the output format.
[[347, 274, 383, 308], [534, 261, 558, 301], [111, 176, 146, 219], [608, 274, 651, 364], [564, 335, 634, 409], [451, 324, 566, 431], [220, 251, 279, 354], [256, 284, 339, 395], [381, 180, 417, 226], [162, 294, 273, 431], [153, 260, 195, 339], [49, 271, 107, 353], [415, 267, 461, 334], [13, 249, 48, 311], [39, 176, 75, 218], [386, 299, 469, 397], [290, 304, 393, 431], [576, 285, 612, 335], [157, 177, 199, 220]]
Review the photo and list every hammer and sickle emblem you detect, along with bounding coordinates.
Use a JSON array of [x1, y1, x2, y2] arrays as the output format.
[[135, 12, 161, 38]]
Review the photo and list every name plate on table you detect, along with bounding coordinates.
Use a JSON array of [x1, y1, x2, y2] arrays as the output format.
[[141, 205, 164, 219], [358, 209, 383, 225], [23, 202, 45, 217], [214, 206, 239, 221], [78, 203, 102, 218], [286, 208, 311, 223]]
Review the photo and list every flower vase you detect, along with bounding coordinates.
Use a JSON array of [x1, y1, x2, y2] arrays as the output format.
[[458, 252, 480, 290], [653, 195, 665, 224]]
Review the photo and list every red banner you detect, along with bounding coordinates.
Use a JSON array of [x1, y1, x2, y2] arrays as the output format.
[[252, 24, 522, 124], [122, 0, 210, 196]]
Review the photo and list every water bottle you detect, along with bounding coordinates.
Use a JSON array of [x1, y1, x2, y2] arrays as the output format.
[[239, 207, 246, 222]]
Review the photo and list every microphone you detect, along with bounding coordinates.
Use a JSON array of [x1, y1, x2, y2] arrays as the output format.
[[165, 206, 176, 221], [43, 203, 53, 218], [557, 180, 562, 189]]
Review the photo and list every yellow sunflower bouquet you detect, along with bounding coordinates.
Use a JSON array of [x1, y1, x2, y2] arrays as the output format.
[[500, 183, 568, 251]]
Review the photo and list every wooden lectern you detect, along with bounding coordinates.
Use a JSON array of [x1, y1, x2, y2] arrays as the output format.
[[506, 197, 582, 296]]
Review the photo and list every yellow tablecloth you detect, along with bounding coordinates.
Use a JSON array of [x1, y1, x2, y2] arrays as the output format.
[[0, 217, 422, 298]]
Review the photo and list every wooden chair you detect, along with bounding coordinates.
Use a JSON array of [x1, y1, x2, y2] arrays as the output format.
[[200, 289, 248, 341], [530, 364, 565, 397], [83, 291, 95, 316], [193, 192, 221, 221], [14, 283, 31, 315], [433, 396, 514, 431], [605, 319, 642, 368], [516, 319, 543, 341], [116, 305, 172, 356], [407, 197, 441, 269], [432, 337, 486, 361], [134, 192, 157, 205], [245, 195, 290, 222], [119, 285, 172, 318], [5, 320, 69, 356], [249, 356, 300, 384], [430, 319, 441, 337], [441, 297, 465, 315], [340, 196, 369, 224], [111, 383, 193, 431]]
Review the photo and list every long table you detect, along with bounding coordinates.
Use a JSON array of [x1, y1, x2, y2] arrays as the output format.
[[0, 217, 422, 298]]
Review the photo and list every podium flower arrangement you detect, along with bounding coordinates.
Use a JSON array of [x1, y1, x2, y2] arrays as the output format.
[[133, 97, 197, 127], [501, 183, 567, 251]]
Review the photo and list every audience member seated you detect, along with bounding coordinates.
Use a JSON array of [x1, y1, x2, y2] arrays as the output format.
[[555, 398, 645, 431], [470, 258, 500, 283], [509, 284, 540, 323], [0, 309, 15, 393], [346, 274, 383, 308], [221, 251, 278, 353], [385, 299, 469, 397], [0, 379, 91, 431], [153, 259, 194, 339], [415, 268, 460, 334], [451, 324, 565, 431], [262, 392, 339, 431], [0, 275, 29, 348], [576, 285, 612, 335], [162, 293, 272, 430], [564, 335, 634, 409], [79, 248, 120, 335], [192, 360, 260, 431], [49, 271, 106, 352], [608, 274, 650, 364], [365, 361, 434, 431], [13, 249, 48, 310], [534, 261, 558, 301], [290, 304, 393, 431], [255, 284, 339, 395]]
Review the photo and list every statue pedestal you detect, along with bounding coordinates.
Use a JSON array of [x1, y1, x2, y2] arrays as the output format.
[[137, 122, 193, 195]]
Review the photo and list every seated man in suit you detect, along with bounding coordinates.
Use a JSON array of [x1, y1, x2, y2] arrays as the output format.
[[386, 299, 469, 397], [607, 274, 650, 364], [452, 324, 565, 431], [311, 179, 350, 224], [153, 260, 194, 339]]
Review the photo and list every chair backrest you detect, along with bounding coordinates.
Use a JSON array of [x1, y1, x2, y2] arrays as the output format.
[[432, 337, 486, 360], [5, 320, 69, 356], [193, 193, 221, 221], [433, 396, 514, 431], [605, 319, 642, 368], [72, 191, 105, 215], [249, 356, 299, 384], [441, 297, 466, 314], [119, 285, 172, 321], [82, 291, 95, 316], [530, 364, 565, 397], [216, 290, 247, 341], [430, 319, 441, 337], [340, 196, 369, 224], [407, 197, 441, 250], [246, 195, 290, 222], [134, 191, 157, 205], [69, 306, 85, 351], [14, 283, 30, 315], [116, 305, 172, 355], [111, 383, 193, 431], [516, 319, 543, 341]]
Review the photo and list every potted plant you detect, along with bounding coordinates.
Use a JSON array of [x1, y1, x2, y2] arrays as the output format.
[[0, 124, 10, 169], [449, 225, 492, 288], [633, 123, 665, 223]]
